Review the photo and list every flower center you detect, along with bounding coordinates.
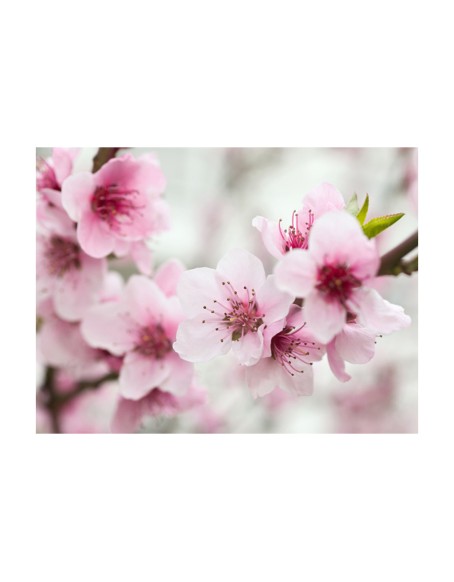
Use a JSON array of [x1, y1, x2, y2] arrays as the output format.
[[316, 263, 361, 305], [91, 184, 143, 233], [135, 324, 172, 359], [201, 281, 265, 343], [36, 158, 60, 191], [45, 236, 81, 277], [271, 324, 320, 376], [279, 210, 314, 252]]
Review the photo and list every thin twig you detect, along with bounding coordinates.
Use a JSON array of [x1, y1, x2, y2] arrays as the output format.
[[92, 147, 122, 172], [378, 231, 418, 276]]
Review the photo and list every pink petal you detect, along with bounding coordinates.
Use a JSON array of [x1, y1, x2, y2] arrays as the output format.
[[81, 302, 136, 355], [334, 324, 376, 364], [119, 351, 170, 400], [304, 291, 346, 343], [252, 216, 285, 258], [61, 172, 95, 221], [96, 154, 166, 195], [309, 211, 379, 279], [154, 258, 186, 297], [177, 267, 224, 318], [111, 398, 144, 433], [160, 352, 194, 396], [350, 288, 411, 334], [130, 241, 153, 275], [255, 274, 294, 324], [245, 358, 279, 398], [53, 255, 106, 322], [274, 249, 317, 297], [302, 182, 345, 216], [327, 342, 351, 382], [77, 212, 116, 258], [216, 249, 266, 292], [124, 275, 168, 325], [274, 360, 314, 396], [231, 329, 264, 366], [173, 317, 232, 362], [52, 148, 74, 185]]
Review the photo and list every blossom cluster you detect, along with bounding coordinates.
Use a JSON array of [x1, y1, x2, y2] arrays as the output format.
[[36, 149, 412, 433]]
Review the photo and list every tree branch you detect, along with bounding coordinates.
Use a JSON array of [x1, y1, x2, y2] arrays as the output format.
[[40, 367, 61, 433], [55, 372, 119, 407], [92, 147, 122, 172], [377, 231, 418, 276]]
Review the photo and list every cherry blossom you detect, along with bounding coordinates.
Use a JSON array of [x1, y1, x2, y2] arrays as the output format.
[[244, 305, 324, 397], [173, 249, 294, 366], [81, 274, 193, 400], [37, 229, 106, 322], [36, 148, 80, 236], [61, 153, 169, 258], [252, 182, 345, 258], [275, 210, 411, 343]]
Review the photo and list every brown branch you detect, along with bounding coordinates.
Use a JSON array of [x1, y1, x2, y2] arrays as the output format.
[[377, 231, 418, 276], [92, 147, 122, 172], [40, 367, 61, 433], [55, 372, 119, 407]]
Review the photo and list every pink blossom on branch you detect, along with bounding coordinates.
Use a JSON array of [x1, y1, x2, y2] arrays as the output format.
[[36, 230, 106, 322], [252, 182, 345, 258], [36, 148, 80, 236], [61, 153, 169, 258], [275, 211, 411, 343], [81, 274, 193, 401], [173, 249, 294, 366], [245, 305, 325, 397]]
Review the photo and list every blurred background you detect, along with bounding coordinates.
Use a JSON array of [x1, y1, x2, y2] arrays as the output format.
[[36, 147, 418, 433]]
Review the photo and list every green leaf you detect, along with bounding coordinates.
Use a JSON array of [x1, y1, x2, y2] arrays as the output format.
[[356, 194, 369, 225], [362, 213, 404, 239], [346, 193, 359, 216]]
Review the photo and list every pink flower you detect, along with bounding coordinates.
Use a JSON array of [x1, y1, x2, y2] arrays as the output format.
[[37, 230, 106, 322], [111, 383, 206, 433], [61, 153, 169, 258], [252, 182, 345, 258], [244, 306, 325, 397], [327, 307, 411, 383], [326, 320, 377, 383], [37, 299, 108, 376], [275, 210, 411, 343], [81, 274, 193, 400], [173, 249, 294, 366], [36, 148, 79, 236]]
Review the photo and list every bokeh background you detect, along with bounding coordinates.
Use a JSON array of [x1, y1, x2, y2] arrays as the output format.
[[36, 147, 418, 433]]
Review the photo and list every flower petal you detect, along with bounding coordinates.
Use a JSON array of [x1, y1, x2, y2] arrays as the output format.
[[304, 291, 346, 343], [124, 275, 169, 325], [81, 302, 136, 355], [255, 275, 294, 324], [274, 249, 317, 297], [309, 211, 379, 279], [302, 182, 345, 216], [160, 352, 194, 396], [177, 267, 224, 318], [154, 258, 186, 297], [334, 324, 376, 364], [327, 342, 351, 382], [173, 317, 232, 362], [231, 329, 264, 366], [61, 172, 95, 221], [119, 351, 170, 400], [252, 216, 285, 258], [77, 212, 116, 258], [350, 288, 411, 334], [216, 249, 266, 292]]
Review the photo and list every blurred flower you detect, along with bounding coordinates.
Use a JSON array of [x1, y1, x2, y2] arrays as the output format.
[[37, 229, 106, 322], [81, 274, 193, 400]]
